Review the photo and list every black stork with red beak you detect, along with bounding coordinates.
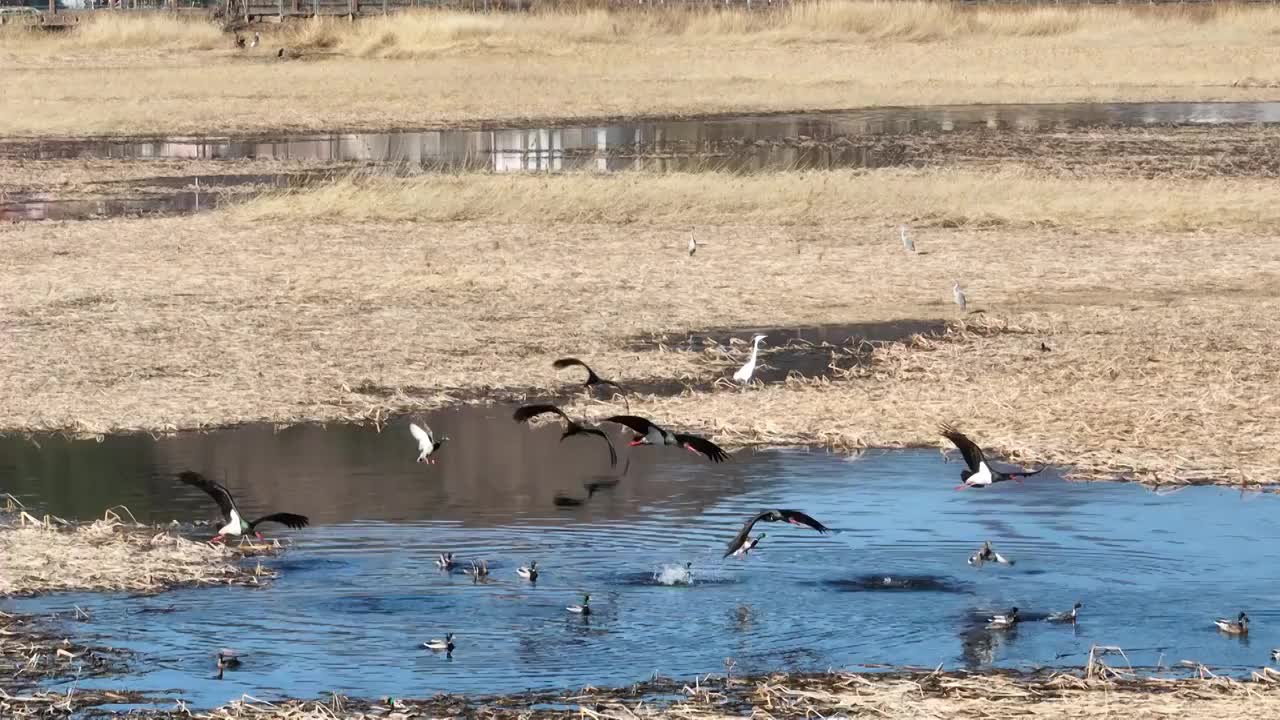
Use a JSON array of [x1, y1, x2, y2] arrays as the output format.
[[603, 415, 729, 463]]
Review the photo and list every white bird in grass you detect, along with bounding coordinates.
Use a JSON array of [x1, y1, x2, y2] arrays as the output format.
[[900, 224, 916, 254], [409, 422, 447, 464], [953, 281, 968, 313], [732, 334, 767, 385], [250, 31, 260, 48], [423, 633, 455, 652], [688, 235, 698, 257]]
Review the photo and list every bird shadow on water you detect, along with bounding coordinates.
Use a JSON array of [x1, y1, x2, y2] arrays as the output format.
[[817, 574, 973, 594]]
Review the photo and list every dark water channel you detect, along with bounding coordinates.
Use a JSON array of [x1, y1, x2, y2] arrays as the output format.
[[2, 406, 1278, 708], [4, 100, 1280, 221]]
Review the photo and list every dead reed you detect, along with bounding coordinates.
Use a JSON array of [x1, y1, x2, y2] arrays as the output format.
[[122, 668, 1280, 719], [0, 509, 278, 596], [3, 3, 1278, 136]]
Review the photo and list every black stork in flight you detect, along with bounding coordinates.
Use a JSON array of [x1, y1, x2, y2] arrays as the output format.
[[176, 471, 309, 544]]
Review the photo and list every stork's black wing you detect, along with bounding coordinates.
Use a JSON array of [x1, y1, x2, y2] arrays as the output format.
[[940, 424, 985, 472], [990, 461, 1047, 478], [552, 358, 600, 383], [247, 513, 309, 531], [177, 471, 236, 521], [513, 403, 572, 425], [778, 509, 831, 534], [563, 426, 618, 467], [723, 512, 770, 558], [603, 415, 661, 437], [674, 433, 730, 463]]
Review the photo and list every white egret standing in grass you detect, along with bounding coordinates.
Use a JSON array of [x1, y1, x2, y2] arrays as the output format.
[[732, 334, 767, 385], [688, 234, 698, 257], [250, 32, 260, 49], [900, 224, 916, 254], [953, 281, 968, 313]]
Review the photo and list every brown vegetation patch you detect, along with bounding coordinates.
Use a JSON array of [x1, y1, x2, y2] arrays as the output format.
[[114, 668, 1280, 719], [3, 168, 1280, 485], [3, 5, 1280, 137], [0, 506, 280, 596]]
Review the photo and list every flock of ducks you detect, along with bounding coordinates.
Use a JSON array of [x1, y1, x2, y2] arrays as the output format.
[[173, 353, 1276, 669]]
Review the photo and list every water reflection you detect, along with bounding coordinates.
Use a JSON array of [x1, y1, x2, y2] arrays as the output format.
[[8, 101, 1280, 173]]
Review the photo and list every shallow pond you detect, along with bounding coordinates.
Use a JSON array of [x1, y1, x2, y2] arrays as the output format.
[[2, 406, 1278, 708]]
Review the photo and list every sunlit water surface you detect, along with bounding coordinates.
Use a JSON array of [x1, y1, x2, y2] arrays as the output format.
[[2, 407, 1278, 708]]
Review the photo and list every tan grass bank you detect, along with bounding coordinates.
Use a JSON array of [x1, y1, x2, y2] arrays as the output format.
[[3, 168, 1280, 485], [2, 3, 1279, 136], [144, 670, 1280, 719], [0, 508, 277, 596]]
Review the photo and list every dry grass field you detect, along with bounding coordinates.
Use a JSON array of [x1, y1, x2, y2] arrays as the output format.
[[1, 4, 1279, 137], [3, 168, 1280, 484]]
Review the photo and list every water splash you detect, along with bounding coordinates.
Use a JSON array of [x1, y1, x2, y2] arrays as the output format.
[[652, 563, 695, 586]]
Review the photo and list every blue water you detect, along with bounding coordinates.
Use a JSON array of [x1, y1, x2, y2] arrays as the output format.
[[3, 412, 1279, 708]]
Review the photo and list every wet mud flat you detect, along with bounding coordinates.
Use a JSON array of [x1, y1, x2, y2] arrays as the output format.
[[4, 102, 1280, 221]]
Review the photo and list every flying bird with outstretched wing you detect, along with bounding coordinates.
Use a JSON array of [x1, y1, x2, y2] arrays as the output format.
[[940, 424, 1044, 490], [723, 509, 831, 558], [513, 403, 617, 467], [603, 415, 729, 463], [176, 471, 308, 543]]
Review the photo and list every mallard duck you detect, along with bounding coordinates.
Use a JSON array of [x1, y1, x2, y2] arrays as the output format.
[[423, 633, 455, 652], [436, 552, 456, 571], [1215, 611, 1249, 635], [464, 560, 489, 580], [567, 594, 591, 615], [987, 607, 1019, 629], [1047, 602, 1083, 623], [1271, 649, 1279, 662], [517, 561, 538, 582], [214, 650, 241, 680], [730, 532, 766, 558], [410, 422, 448, 464], [968, 541, 1014, 567]]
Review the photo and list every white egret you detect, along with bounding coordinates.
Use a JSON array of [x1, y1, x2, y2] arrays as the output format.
[[732, 334, 766, 385]]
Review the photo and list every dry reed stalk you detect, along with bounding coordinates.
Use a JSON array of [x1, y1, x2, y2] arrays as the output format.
[[124, 669, 1280, 719], [0, 511, 277, 596], [3, 4, 1280, 137]]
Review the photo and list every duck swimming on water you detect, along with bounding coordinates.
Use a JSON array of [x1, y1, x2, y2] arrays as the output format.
[[517, 561, 538, 582], [1047, 602, 1083, 623], [436, 553, 456, 571], [988, 607, 1020, 629], [567, 594, 591, 615], [1215, 612, 1249, 635], [423, 633, 455, 652], [968, 541, 1015, 567]]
